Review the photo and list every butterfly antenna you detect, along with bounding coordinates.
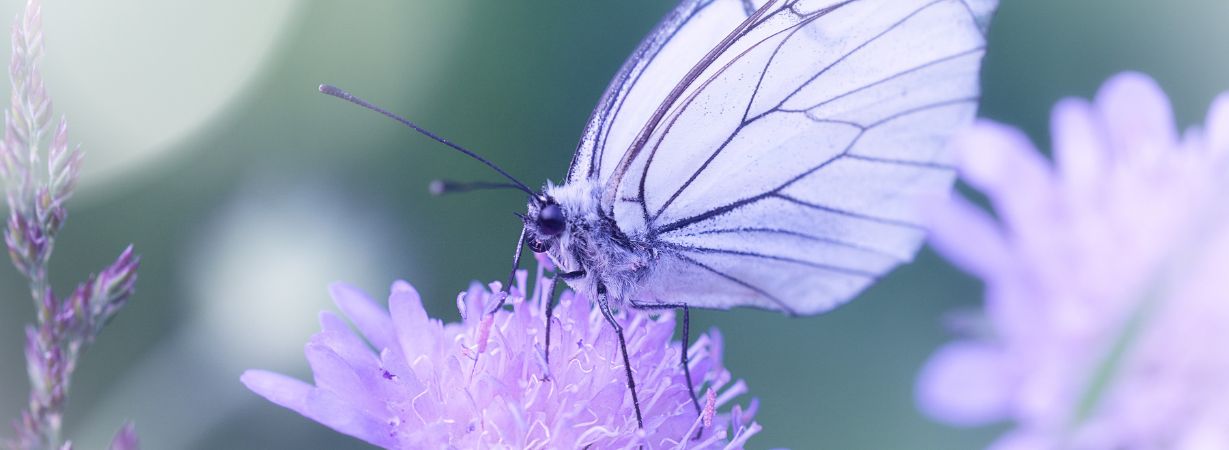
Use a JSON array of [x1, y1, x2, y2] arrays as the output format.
[[319, 84, 537, 196], [429, 179, 524, 196]]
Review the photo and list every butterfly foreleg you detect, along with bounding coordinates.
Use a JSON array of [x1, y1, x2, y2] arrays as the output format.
[[629, 300, 702, 439], [541, 273, 559, 378], [491, 224, 529, 314], [597, 283, 645, 429], [544, 270, 582, 373]]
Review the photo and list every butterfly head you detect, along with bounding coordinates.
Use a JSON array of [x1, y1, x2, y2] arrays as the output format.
[[524, 195, 567, 253]]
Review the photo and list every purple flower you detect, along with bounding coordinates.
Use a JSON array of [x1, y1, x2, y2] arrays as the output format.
[[243, 260, 761, 449], [107, 422, 139, 450], [917, 72, 1229, 449]]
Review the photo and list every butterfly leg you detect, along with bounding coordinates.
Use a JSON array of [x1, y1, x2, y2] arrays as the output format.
[[541, 274, 558, 375], [544, 269, 583, 370], [597, 283, 645, 429], [629, 301, 702, 439], [490, 224, 528, 314]]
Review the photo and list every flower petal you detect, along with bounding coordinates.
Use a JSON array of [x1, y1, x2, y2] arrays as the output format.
[[917, 341, 1012, 426], [329, 283, 396, 352], [926, 195, 1012, 280], [244, 369, 394, 447], [388, 280, 431, 356], [1052, 98, 1109, 193], [313, 327, 377, 374], [304, 341, 382, 416], [1205, 92, 1229, 157], [1094, 72, 1177, 161], [953, 120, 1054, 232], [303, 388, 395, 448], [460, 281, 489, 326], [241, 370, 312, 414], [318, 310, 348, 333]]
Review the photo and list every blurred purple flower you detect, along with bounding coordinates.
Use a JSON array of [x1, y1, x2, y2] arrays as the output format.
[[917, 72, 1229, 449], [243, 262, 761, 449], [107, 423, 139, 450]]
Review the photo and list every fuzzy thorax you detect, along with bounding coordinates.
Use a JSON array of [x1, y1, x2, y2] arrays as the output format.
[[533, 179, 654, 305]]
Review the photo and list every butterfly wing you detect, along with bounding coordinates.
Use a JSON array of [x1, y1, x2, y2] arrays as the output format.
[[566, 0, 767, 184], [595, 0, 996, 315]]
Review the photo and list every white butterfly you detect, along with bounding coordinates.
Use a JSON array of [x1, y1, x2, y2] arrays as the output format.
[[325, 0, 996, 431]]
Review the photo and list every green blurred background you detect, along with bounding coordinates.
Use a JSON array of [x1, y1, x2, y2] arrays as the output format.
[[0, 1, 1226, 448]]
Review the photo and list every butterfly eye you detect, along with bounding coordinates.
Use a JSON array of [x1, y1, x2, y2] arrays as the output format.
[[538, 204, 566, 237]]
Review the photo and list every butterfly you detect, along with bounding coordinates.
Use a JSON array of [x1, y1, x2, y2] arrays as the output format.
[[323, 0, 996, 432]]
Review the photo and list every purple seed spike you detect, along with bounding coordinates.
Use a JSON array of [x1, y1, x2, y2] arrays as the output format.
[[0, 0, 142, 447]]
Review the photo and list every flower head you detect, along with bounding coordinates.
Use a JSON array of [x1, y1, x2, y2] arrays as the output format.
[[917, 72, 1229, 448], [243, 260, 760, 449]]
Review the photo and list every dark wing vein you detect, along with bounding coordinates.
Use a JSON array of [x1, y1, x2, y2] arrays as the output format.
[[673, 252, 798, 315], [843, 154, 955, 171], [602, 0, 792, 204], [654, 94, 976, 235], [649, 114, 860, 226], [587, 1, 717, 181], [646, 0, 970, 224], [772, 193, 925, 230], [767, 0, 950, 118], [957, 0, 990, 38], [569, 0, 700, 181], [778, 46, 985, 116], [740, 7, 807, 124], [570, 0, 763, 182], [639, 2, 853, 224], [674, 244, 880, 277], [653, 131, 863, 235], [839, 96, 978, 130], [679, 226, 903, 259]]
